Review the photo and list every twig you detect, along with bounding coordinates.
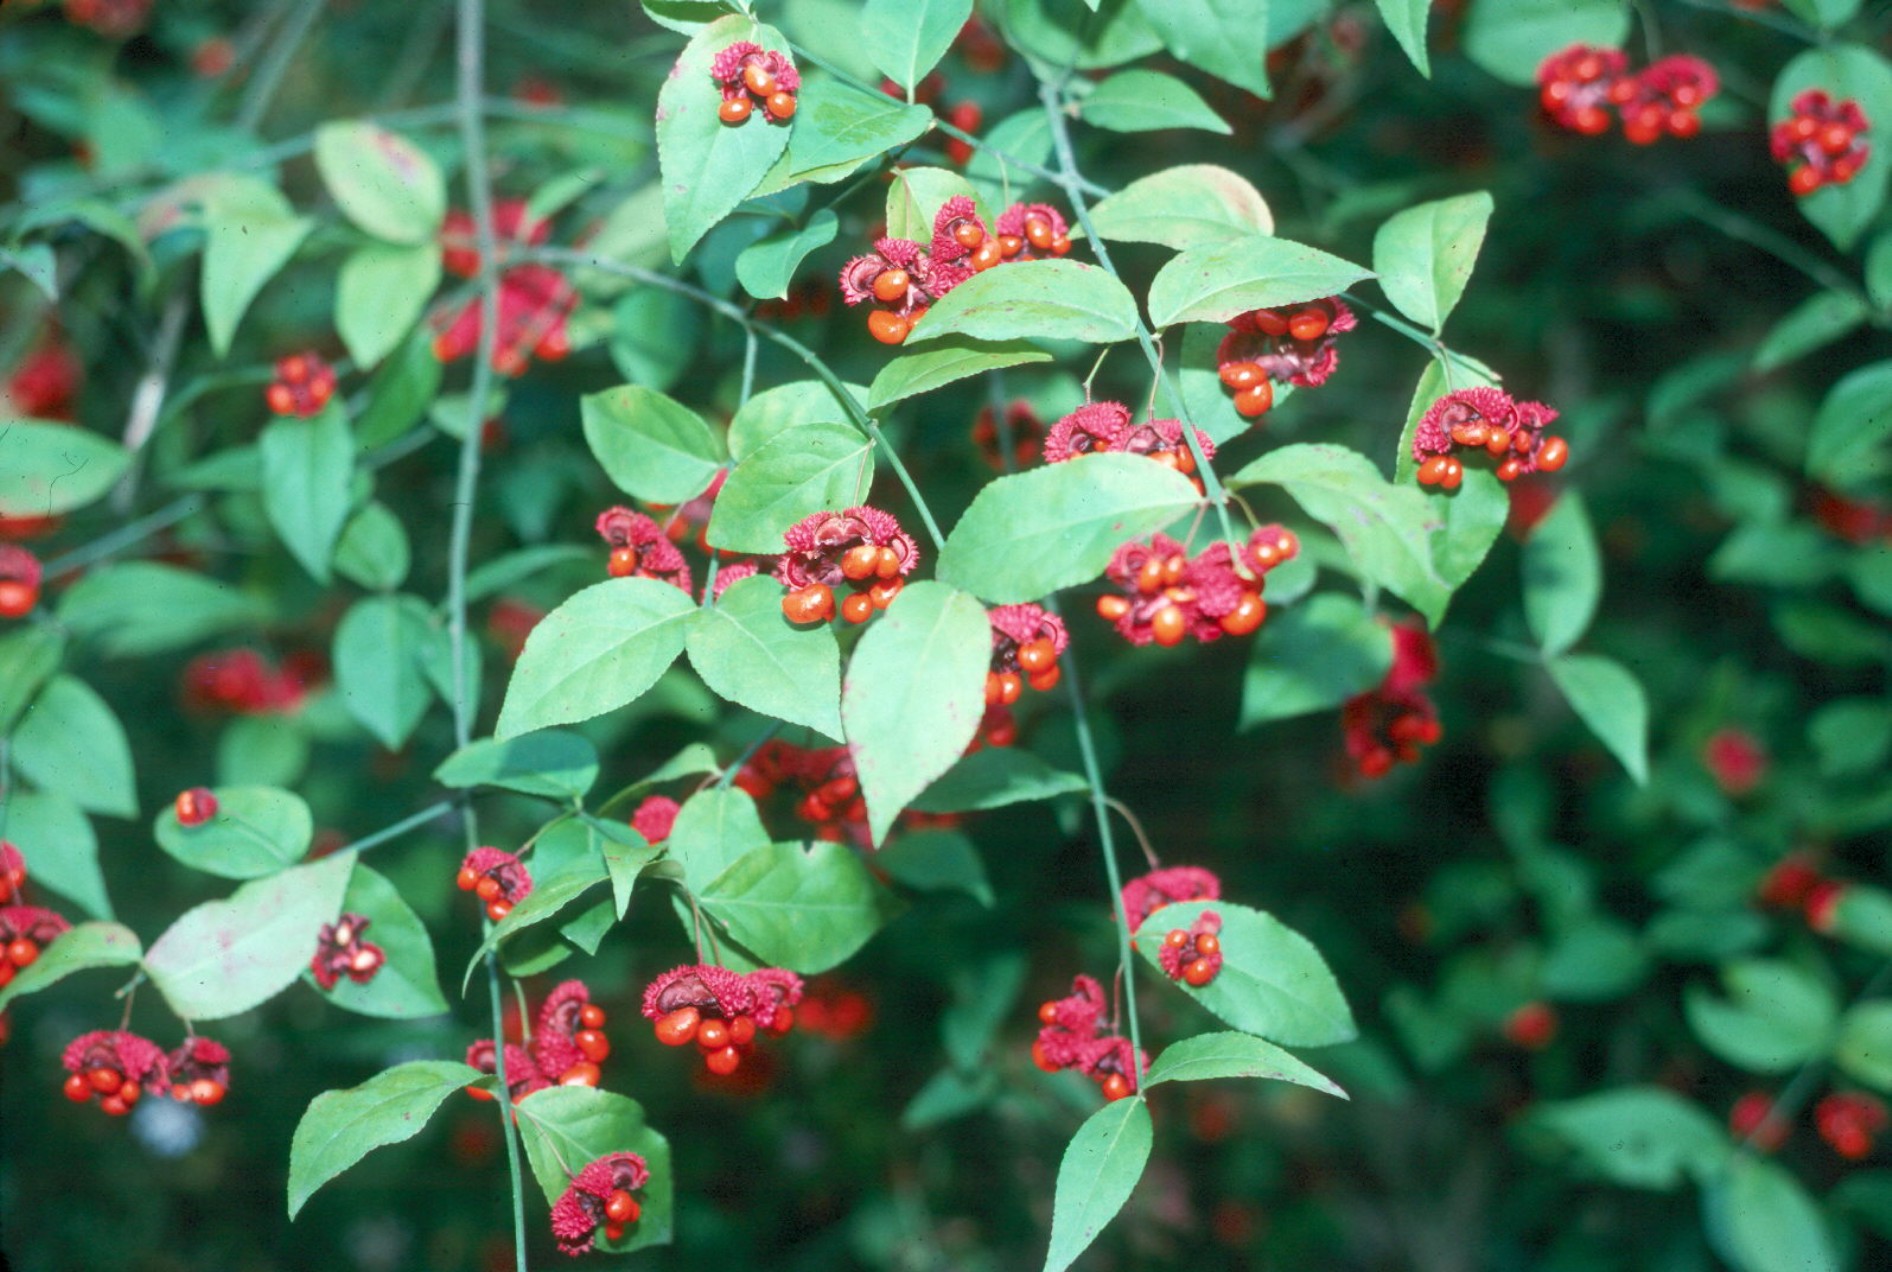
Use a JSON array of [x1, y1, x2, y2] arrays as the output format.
[[42, 495, 204, 577], [237, 0, 327, 134], [1103, 797, 1162, 870]]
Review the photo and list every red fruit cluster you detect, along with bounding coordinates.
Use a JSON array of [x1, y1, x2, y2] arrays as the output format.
[[642, 963, 803, 1077], [1537, 46, 1718, 141], [1343, 620, 1442, 779], [709, 560, 761, 598], [595, 507, 694, 594], [432, 262, 574, 375], [62, 0, 150, 37], [550, 1151, 650, 1255], [942, 101, 981, 164], [1031, 974, 1147, 1102], [488, 597, 545, 662], [1502, 1001, 1558, 1050], [468, 981, 613, 1100], [838, 196, 1070, 344], [971, 401, 1044, 470], [1702, 727, 1767, 796], [795, 982, 874, 1040], [1159, 910, 1223, 988], [1044, 401, 1215, 485], [974, 702, 1017, 750], [1817, 1092, 1888, 1159], [183, 648, 324, 715], [1772, 90, 1871, 197], [1730, 1091, 1791, 1152], [712, 41, 799, 125], [1810, 487, 1892, 544], [164, 1037, 231, 1106], [0, 545, 43, 619], [265, 353, 336, 418], [1805, 879, 1849, 934], [0, 842, 26, 904], [1120, 865, 1222, 931], [6, 340, 81, 419], [733, 741, 866, 843], [648, 469, 730, 556], [1095, 527, 1297, 648], [60, 1030, 167, 1115], [1216, 297, 1356, 422], [441, 199, 549, 279], [630, 796, 680, 845], [0, 905, 68, 988], [1411, 387, 1567, 489], [776, 505, 920, 625], [1754, 852, 1821, 911], [456, 847, 534, 922], [309, 912, 386, 991], [986, 603, 1069, 704], [174, 786, 218, 827]]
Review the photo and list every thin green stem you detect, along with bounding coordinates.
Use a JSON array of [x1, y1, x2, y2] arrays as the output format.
[[1666, 187, 1870, 307], [237, 0, 326, 134], [1740, 959, 1892, 1151], [1035, 79, 1240, 556], [344, 799, 461, 856], [42, 495, 204, 576], [531, 246, 948, 550], [454, 0, 528, 1266]]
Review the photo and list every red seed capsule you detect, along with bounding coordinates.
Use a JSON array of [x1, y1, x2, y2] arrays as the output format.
[[654, 1007, 700, 1046]]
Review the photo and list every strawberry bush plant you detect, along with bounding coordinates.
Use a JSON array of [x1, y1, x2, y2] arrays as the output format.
[[4, 0, 1892, 1268]]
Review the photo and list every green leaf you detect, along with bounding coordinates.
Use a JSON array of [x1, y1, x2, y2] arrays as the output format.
[[868, 336, 1053, 411], [1134, 900, 1357, 1046], [435, 730, 600, 800], [1869, 231, 1892, 311], [912, 748, 1089, 813], [706, 421, 874, 553], [728, 378, 869, 460], [1149, 235, 1372, 328], [1083, 164, 1273, 252], [937, 454, 1202, 603], [334, 502, 412, 591], [734, 207, 839, 300], [586, 817, 660, 919], [0, 419, 131, 518], [1807, 361, 1892, 486], [514, 1087, 674, 1253], [1705, 1154, 1840, 1272], [146, 850, 355, 1020], [1371, 193, 1492, 333], [1079, 70, 1230, 134], [1043, 1097, 1153, 1272], [1135, 0, 1269, 97], [875, 828, 994, 905], [1143, 1031, 1347, 1097], [1541, 917, 1649, 1000], [317, 864, 447, 1019], [335, 242, 439, 368], [1810, 698, 1892, 778], [686, 574, 844, 739], [154, 785, 312, 879], [699, 840, 892, 972], [1685, 959, 1837, 1073], [200, 178, 314, 356], [0, 921, 141, 1014], [355, 329, 442, 449], [57, 562, 268, 657], [495, 578, 698, 738], [5, 790, 110, 918], [1463, 0, 1629, 88], [1772, 46, 1892, 251], [841, 581, 991, 843], [656, 16, 794, 261], [3, 243, 58, 300], [668, 787, 772, 895], [462, 544, 590, 605], [1229, 444, 1454, 626], [0, 626, 63, 733], [1755, 290, 1871, 372], [1238, 593, 1393, 728], [1522, 493, 1600, 656], [12, 674, 137, 818], [762, 77, 933, 188], [463, 856, 612, 992], [1546, 654, 1650, 784], [902, 1065, 1000, 1130], [1376, 0, 1432, 76], [260, 406, 358, 584], [906, 260, 1140, 347], [313, 122, 447, 244], [1527, 1087, 1731, 1189], [333, 595, 437, 749], [862, 0, 970, 92], [998, 0, 1164, 71], [885, 166, 982, 243], [581, 384, 727, 504], [1836, 1002, 1892, 1091], [287, 1061, 479, 1219], [1782, 0, 1862, 25]]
